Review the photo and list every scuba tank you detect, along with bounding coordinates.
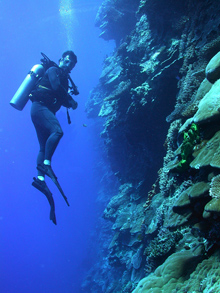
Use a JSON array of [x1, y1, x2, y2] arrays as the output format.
[[10, 64, 45, 111]]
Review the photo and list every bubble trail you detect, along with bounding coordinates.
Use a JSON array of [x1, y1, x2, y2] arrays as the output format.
[[59, 0, 76, 49]]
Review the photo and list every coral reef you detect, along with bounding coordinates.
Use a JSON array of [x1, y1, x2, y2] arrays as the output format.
[[83, 0, 220, 292]]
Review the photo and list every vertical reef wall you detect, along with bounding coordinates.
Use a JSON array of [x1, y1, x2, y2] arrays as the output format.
[[83, 0, 220, 292]]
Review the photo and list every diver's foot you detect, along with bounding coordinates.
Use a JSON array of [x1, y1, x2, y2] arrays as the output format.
[[32, 177, 52, 196], [37, 164, 57, 181]]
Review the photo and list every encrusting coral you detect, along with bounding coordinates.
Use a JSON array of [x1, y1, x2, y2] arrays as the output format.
[[132, 248, 203, 293], [206, 51, 220, 84], [209, 174, 220, 199]]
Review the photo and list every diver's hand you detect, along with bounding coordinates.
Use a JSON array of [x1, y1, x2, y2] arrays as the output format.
[[70, 99, 78, 110], [70, 87, 79, 96]]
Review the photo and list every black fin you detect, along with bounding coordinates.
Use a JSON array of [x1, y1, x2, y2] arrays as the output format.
[[32, 177, 57, 225]]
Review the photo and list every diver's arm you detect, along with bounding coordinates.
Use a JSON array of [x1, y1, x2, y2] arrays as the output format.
[[64, 94, 78, 109]]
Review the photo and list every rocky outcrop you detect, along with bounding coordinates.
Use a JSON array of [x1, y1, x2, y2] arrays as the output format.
[[95, 0, 140, 45], [83, 0, 220, 292]]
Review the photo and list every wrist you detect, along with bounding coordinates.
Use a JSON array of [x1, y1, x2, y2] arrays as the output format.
[[71, 100, 78, 109]]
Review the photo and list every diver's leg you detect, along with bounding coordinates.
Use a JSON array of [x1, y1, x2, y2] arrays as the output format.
[[35, 130, 48, 178], [44, 122, 63, 162], [40, 109, 63, 162], [31, 102, 49, 178], [31, 102, 63, 165]]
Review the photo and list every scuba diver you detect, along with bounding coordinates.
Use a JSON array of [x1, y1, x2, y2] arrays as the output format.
[[30, 51, 79, 225]]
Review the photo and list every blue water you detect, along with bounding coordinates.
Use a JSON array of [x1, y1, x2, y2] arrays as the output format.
[[0, 1, 114, 292]]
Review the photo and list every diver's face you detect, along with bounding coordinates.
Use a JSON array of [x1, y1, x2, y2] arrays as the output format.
[[59, 55, 75, 72]]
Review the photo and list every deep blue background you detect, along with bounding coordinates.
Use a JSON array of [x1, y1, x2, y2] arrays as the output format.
[[0, 1, 114, 292]]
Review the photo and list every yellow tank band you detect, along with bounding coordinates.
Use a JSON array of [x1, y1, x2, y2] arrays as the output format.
[[38, 85, 50, 90]]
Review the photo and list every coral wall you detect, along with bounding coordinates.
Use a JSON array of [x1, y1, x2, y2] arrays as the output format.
[[83, 0, 220, 292]]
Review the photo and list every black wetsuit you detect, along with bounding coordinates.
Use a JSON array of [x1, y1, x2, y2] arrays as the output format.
[[30, 66, 77, 176]]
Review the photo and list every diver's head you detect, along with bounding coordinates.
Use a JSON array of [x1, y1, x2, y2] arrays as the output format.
[[59, 51, 77, 73]]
